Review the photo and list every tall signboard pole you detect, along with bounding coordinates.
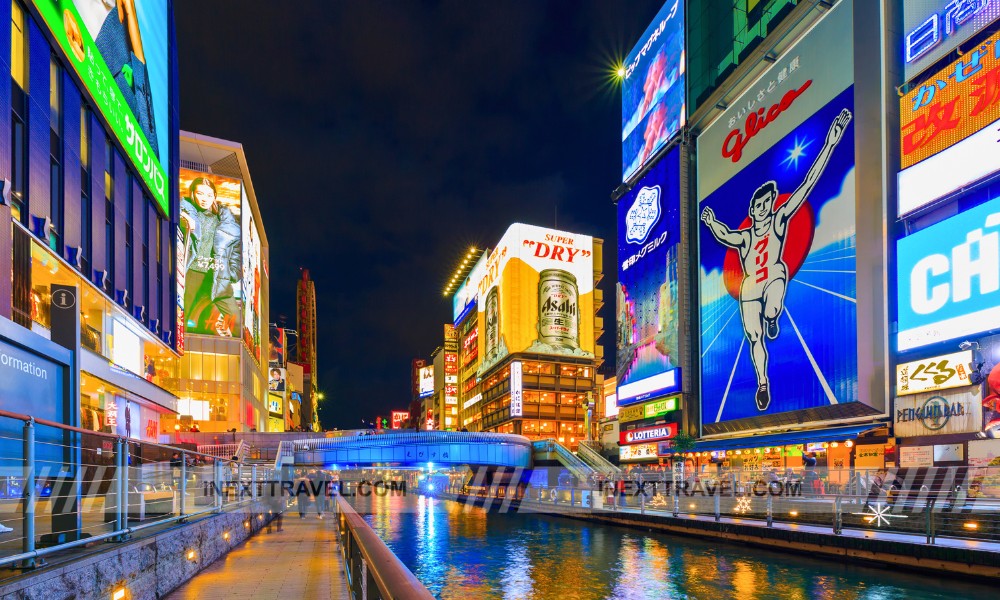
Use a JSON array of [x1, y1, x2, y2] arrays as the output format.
[[48, 284, 82, 542]]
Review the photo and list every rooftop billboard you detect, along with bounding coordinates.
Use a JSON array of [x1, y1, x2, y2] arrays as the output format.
[[475, 224, 595, 376]]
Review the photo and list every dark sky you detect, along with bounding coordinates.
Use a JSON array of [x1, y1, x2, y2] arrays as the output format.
[[175, 1, 664, 429]]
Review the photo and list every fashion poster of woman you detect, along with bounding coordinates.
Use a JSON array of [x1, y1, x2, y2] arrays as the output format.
[[178, 169, 243, 338]]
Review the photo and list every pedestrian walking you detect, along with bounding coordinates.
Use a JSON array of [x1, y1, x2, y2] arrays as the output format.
[[293, 470, 313, 518]]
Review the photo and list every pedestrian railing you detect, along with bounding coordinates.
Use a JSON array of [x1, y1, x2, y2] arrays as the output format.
[[520, 465, 1000, 544], [0, 408, 268, 572], [335, 495, 433, 600]]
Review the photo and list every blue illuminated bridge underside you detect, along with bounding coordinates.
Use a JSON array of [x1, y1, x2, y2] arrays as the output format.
[[290, 431, 535, 468]]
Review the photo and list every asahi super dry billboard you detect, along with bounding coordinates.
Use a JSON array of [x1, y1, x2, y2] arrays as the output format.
[[475, 224, 595, 376]]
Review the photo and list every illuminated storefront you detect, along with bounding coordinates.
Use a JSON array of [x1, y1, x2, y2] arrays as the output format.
[[28, 236, 179, 437]]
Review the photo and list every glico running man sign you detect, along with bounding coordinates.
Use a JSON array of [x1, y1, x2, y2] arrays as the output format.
[[698, 0, 863, 430]]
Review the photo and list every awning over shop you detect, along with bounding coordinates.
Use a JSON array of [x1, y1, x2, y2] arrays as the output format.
[[688, 424, 884, 453]]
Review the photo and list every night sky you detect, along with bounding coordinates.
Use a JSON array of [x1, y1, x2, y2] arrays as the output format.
[[175, 1, 665, 429]]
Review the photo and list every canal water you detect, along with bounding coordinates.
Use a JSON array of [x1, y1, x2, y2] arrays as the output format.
[[354, 493, 995, 600]]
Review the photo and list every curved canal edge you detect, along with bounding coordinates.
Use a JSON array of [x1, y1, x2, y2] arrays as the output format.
[[439, 493, 1000, 581]]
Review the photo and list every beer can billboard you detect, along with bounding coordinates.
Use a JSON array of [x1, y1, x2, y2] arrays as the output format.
[[696, 0, 878, 432], [474, 224, 595, 376], [617, 146, 682, 406]]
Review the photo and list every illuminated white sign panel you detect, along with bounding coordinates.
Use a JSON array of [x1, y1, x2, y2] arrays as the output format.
[[510, 361, 523, 417], [463, 393, 482, 410], [898, 117, 1000, 216]]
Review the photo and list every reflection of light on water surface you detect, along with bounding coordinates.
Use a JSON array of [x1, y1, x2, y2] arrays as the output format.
[[360, 495, 994, 600]]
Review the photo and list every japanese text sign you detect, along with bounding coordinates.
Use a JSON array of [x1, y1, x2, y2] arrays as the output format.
[[901, 28, 1000, 170], [896, 350, 973, 395]]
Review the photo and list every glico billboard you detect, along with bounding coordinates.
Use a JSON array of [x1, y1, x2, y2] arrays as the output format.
[[697, 0, 875, 431], [616, 146, 682, 406], [178, 169, 245, 340], [898, 27, 1000, 216], [475, 224, 595, 376], [621, 0, 684, 182], [898, 191, 1000, 351], [33, 0, 170, 215]]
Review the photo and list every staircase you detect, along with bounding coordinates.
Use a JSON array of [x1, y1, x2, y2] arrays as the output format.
[[577, 440, 621, 476], [531, 439, 595, 482]]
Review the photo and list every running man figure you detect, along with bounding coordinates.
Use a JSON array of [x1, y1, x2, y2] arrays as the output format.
[[701, 108, 852, 412]]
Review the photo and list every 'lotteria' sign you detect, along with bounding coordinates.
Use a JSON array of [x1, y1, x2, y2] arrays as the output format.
[[620, 423, 678, 445], [897, 193, 1000, 350]]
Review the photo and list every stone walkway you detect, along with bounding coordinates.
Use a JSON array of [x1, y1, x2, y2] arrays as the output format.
[[165, 510, 350, 599]]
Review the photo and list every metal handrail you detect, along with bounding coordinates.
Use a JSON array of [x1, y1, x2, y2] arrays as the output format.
[[335, 496, 433, 599], [577, 441, 621, 476], [532, 439, 596, 482], [294, 431, 533, 451]]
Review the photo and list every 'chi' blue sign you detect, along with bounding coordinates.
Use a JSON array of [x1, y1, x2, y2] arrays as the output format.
[[898, 194, 1000, 350]]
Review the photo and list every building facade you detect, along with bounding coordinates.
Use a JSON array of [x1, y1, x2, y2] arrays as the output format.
[[0, 1, 181, 442], [455, 223, 605, 450], [163, 131, 270, 433], [295, 268, 318, 430], [611, 0, 1000, 475]]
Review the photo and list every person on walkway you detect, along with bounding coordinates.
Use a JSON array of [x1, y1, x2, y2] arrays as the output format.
[[293, 470, 313, 518], [307, 470, 325, 519], [266, 479, 285, 533]]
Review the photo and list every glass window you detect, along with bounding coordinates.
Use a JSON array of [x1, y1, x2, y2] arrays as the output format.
[[11, 117, 26, 223], [80, 106, 90, 170], [539, 421, 555, 434], [10, 1, 27, 90], [523, 391, 540, 405], [49, 54, 61, 130], [538, 392, 556, 404]]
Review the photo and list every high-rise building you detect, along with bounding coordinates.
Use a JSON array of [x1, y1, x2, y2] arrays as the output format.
[[455, 223, 604, 450], [0, 0, 181, 443], [163, 131, 270, 433], [295, 268, 318, 430]]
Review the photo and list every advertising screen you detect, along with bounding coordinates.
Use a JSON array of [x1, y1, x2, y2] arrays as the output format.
[[391, 411, 409, 430], [616, 146, 682, 406], [178, 169, 244, 338], [475, 224, 595, 376], [453, 254, 487, 323], [898, 28, 1000, 216], [622, 0, 684, 182], [269, 326, 286, 367], [418, 365, 434, 398], [903, 0, 1000, 83], [241, 188, 262, 362], [897, 192, 1000, 350], [698, 0, 861, 428], [33, 0, 169, 215], [268, 367, 286, 393]]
